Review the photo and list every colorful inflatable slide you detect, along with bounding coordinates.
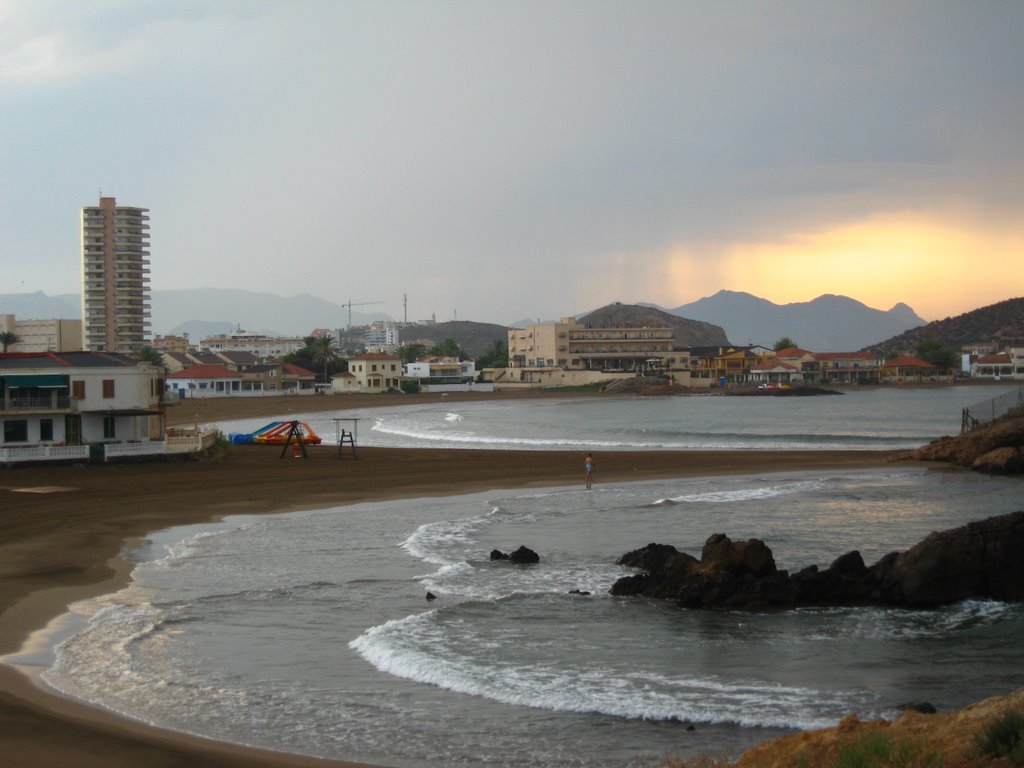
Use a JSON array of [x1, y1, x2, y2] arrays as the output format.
[[228, 421, 322, 446]]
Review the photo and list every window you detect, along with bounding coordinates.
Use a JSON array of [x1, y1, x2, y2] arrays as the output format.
[[103, 416, 116, 439], [72, 380, 86, 399], [40, 419, 54, 442], [102, 379, 115, 398], [4, 420, 29, 442]]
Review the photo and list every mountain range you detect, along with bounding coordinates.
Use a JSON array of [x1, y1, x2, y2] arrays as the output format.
[[1, 288, 929, 351], [665, 290, 927, 351]]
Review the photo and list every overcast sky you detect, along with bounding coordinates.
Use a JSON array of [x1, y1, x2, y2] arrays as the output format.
[[2, 0, 1022, 325]]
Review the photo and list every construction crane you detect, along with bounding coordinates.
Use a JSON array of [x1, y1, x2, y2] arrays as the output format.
[[343, 299, 384, 328]]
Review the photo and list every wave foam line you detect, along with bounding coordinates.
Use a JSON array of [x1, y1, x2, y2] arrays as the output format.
[[349, 613, 870, 730]]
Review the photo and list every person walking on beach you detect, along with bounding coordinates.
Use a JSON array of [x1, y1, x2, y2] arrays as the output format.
[[585, 453, 595, 489]]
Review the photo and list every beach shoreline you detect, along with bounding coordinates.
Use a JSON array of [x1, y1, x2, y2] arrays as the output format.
[[1, 392, 924, 766]]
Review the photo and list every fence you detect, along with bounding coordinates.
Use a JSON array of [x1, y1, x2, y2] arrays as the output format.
[[1, 431, 218, 466], [961, 386, 1024, 434], [0, 444, 90, 465]]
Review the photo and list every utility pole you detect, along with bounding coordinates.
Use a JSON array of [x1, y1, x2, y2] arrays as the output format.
[[403, 292, 407, 324]]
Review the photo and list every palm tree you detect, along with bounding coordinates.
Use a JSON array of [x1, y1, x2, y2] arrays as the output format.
[[0, 331, 22, 352], [133, 345, 164, 366], [308, 333, 340, 381]]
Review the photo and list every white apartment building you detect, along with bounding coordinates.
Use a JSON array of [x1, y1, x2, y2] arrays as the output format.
[[200, 329, 305, 358], [81, 197, 151, 353]]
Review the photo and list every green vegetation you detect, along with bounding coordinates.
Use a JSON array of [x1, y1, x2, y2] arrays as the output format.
[[400, 379, 420, 394], [397, 343, 428, 364], [0, 330, 22, 352], [205, 430, 232, 461], [286, 333, 344, 379], [430, 337, 464, 359], [975, 708, 1024, 764], [914, 339, 958, 370], [133, 345, 164, 366], [543, 382, 606, 393], [474, 339, 508, 369], [833, 731, 943, 768], [774, 336, 797, 351]]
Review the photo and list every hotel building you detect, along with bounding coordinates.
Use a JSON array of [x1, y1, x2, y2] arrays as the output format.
[[81, 196, 151, 353]]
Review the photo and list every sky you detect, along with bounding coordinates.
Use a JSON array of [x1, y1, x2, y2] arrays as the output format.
[[1, 0, 1022, 326]]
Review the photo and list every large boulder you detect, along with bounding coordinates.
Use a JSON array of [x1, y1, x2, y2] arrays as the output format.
[[880, 511, 1024, 607], [612, 512, 1024, 609]]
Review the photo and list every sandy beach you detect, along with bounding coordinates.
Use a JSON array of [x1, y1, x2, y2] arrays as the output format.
[[0, 393, 911, 768]]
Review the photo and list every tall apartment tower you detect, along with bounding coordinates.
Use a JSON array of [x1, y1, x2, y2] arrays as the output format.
[[81, 196, 151, 353]]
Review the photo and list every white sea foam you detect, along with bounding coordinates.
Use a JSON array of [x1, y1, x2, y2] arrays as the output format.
[[653, 478, 829, 505], [349, 612, 868, 730]]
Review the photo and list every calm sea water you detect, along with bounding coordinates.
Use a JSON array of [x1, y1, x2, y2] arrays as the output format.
[[215, 385, 991, 451], [18, 387, 1024, 767]]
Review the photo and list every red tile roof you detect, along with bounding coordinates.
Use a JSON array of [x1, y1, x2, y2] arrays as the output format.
[[881, 356, 937, 369], [167, 364, 240, 379], [283, 363, 316, 378]]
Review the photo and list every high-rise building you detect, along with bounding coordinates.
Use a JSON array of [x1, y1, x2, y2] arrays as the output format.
[[81, 196, 151, 353]]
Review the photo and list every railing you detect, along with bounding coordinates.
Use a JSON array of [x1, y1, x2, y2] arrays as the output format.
[[0, 445, 90, 464], [2, 396, 72, 411], [104, 441, 168, 459], [962, 386, 1024, 434], [1, 431, 218, 465]]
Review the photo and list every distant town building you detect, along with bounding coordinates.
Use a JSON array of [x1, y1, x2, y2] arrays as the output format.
[[0, 315, 83, 353], [81, 196, 151, 353], [508, 317, 690, 372], [151, 334, 190, 353], [199, 329, 304, 358], [364, 321, 400, 350]]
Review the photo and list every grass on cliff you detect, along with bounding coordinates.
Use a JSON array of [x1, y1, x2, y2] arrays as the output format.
[[832, 731, 943, 768], [975, 708, 1024, 764]]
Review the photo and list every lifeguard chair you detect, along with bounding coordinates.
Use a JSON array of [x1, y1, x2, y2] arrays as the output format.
[[332, 417, 359, 458]]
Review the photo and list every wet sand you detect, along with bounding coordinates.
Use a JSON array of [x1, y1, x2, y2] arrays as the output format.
[[0, 392, 912, 767]]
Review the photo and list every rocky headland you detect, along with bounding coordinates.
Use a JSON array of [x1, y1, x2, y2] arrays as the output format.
[[611, 511, 1024, 609], [909, 410, 1024, 474]]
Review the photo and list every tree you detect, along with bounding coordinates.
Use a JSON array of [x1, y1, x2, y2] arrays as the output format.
[[475, 339, 509, 369], [430, 338, 463, 359], [286, 334, 342, 380], [398, 343, 428, 364], [916, 339, 958, 370], [0, 331, 22, 352], [134, 346, 164, 366], [773, 337, 797, 352], [308, 333, 341, 381]]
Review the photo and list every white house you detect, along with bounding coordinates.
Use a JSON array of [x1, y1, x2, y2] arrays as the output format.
[[1, 351, 166, 451], [403, 356, 477, 383], [166, 364, 245, 398]]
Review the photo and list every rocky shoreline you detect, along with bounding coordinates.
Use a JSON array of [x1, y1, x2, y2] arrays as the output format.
[[611, 511, 1024, 610]]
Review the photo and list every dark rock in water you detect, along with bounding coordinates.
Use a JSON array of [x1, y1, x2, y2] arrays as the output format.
[[490, 549, 509, 560], [611, 511, 1024, 609], [897, 702, 936, 714], [509, 545, 540, 564], [568, 589, 591, 596], [425, 592, 437, 601]]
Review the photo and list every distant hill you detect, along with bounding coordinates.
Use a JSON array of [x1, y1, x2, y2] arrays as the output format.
[[669, 290, 926, 351], [579, 302, 728, 346], [401, 320, 509, 357], [864, 297, 1024, 357], [0, 291, 80, 319], [0, 289, 391, 337]]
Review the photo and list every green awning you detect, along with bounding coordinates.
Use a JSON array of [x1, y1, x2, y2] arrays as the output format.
[[2, 374, 68, 389]]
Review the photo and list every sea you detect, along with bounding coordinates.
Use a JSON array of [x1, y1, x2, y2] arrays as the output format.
[[12, 385, 1024, 768]]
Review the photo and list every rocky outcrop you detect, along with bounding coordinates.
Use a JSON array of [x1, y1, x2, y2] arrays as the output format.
[[909, 413, 1024, 475], [490, 546, 540, 564], [611, 511, 1024, 609]]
